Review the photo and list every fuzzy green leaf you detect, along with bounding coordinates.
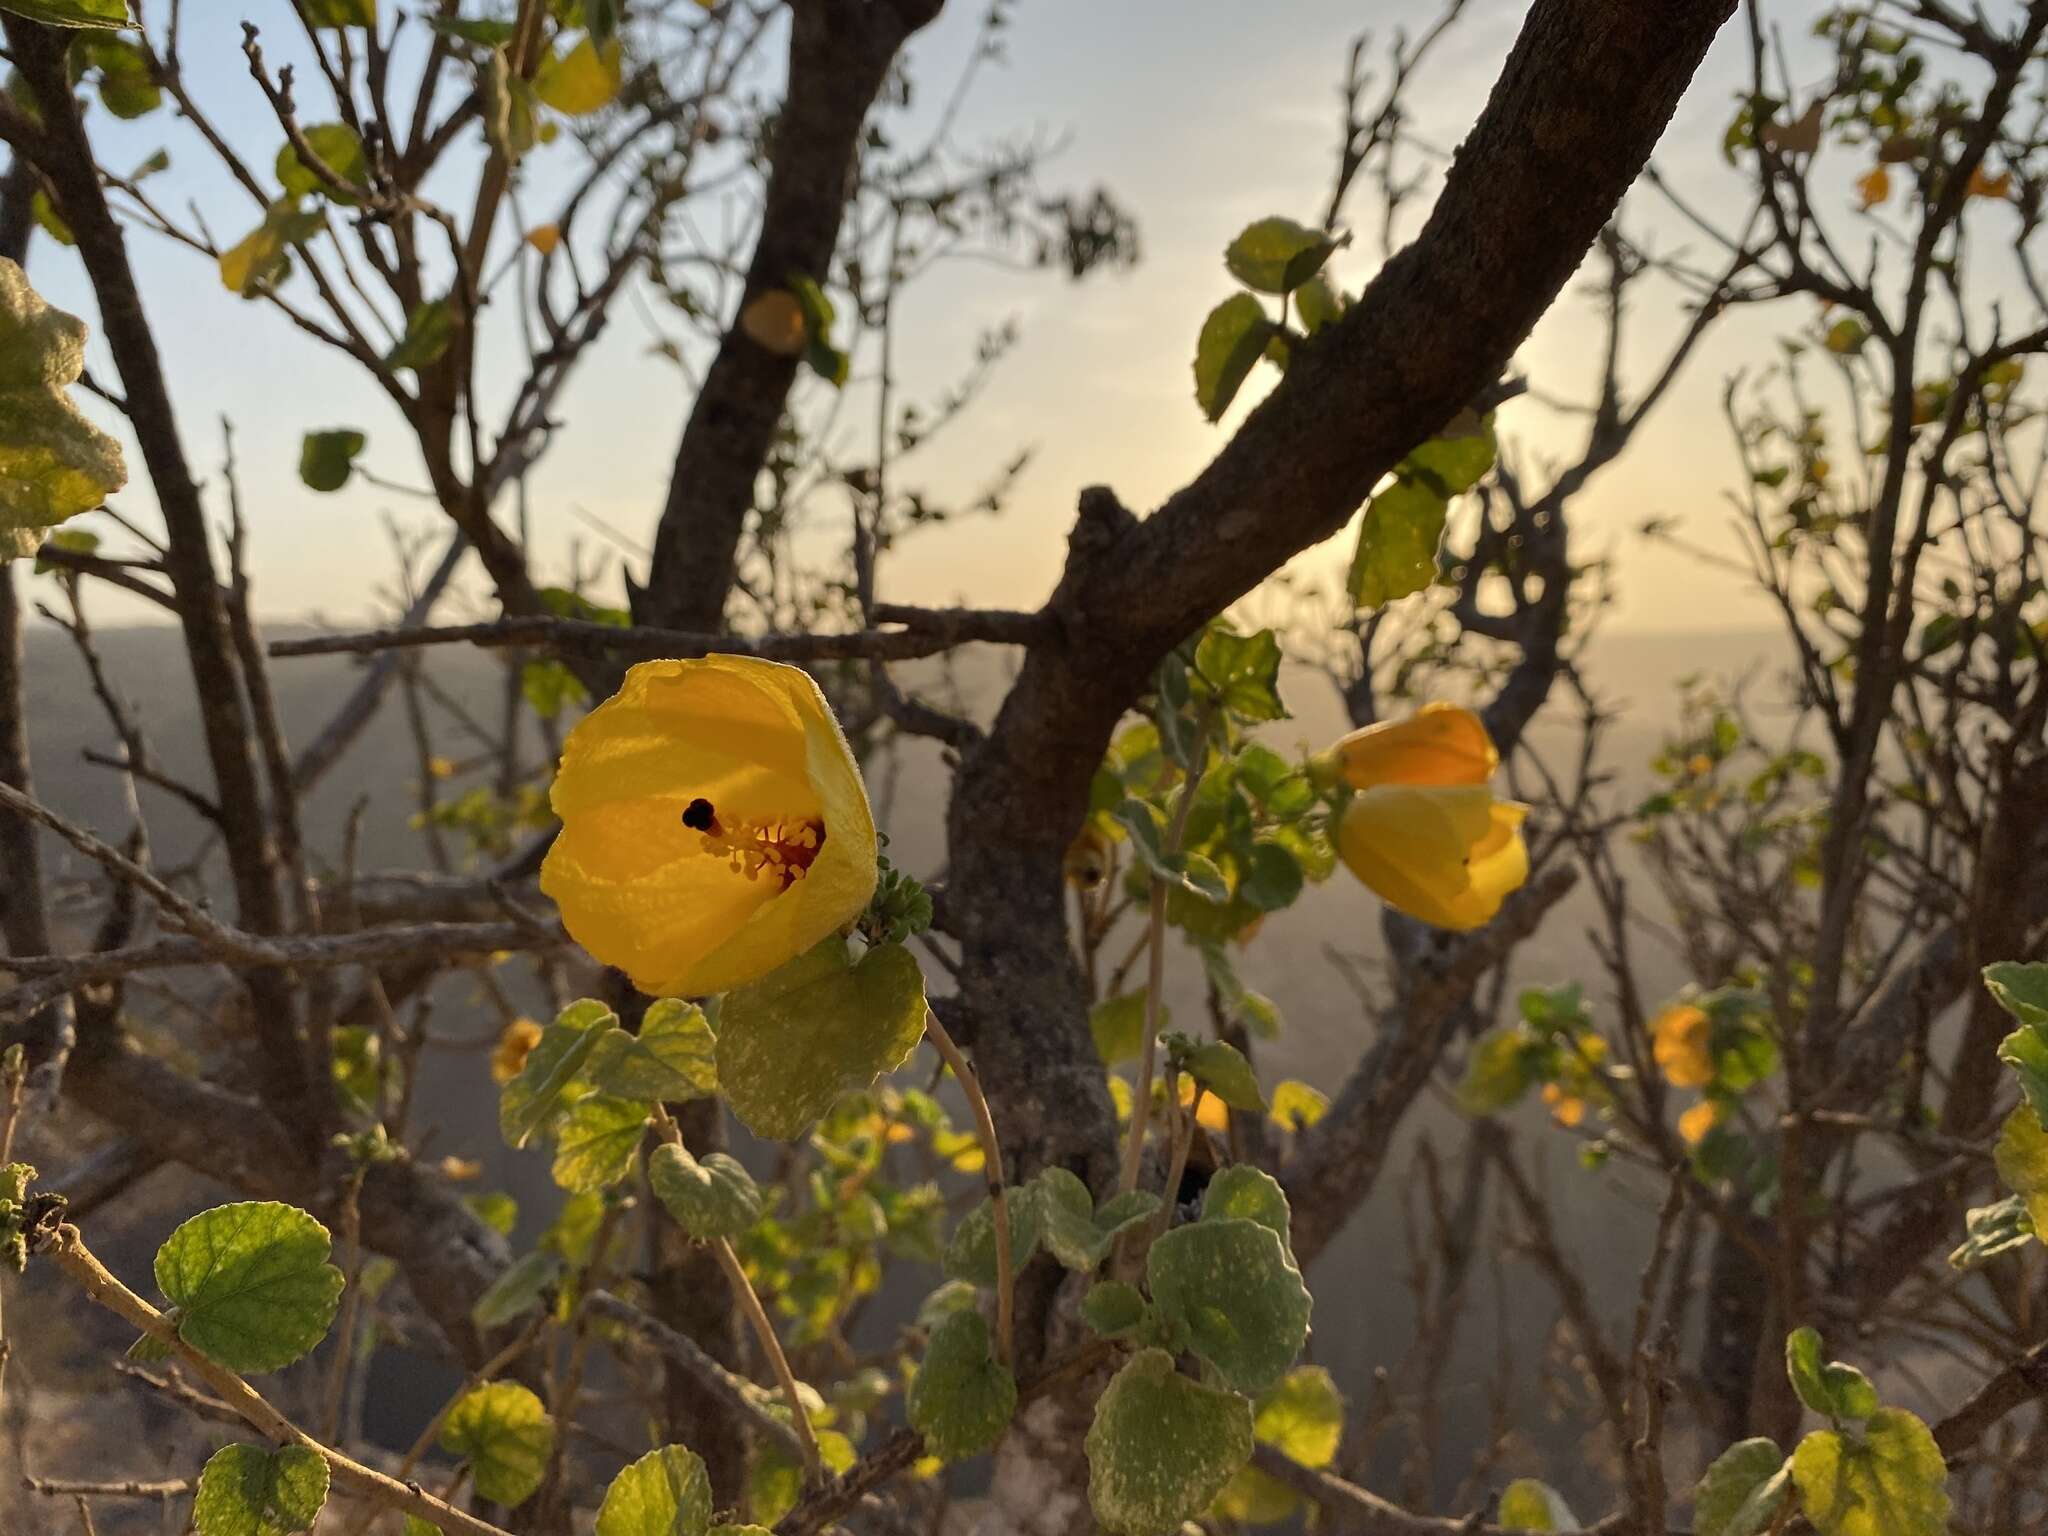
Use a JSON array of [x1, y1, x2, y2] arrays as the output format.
[[1785, 1328, 1878, 1422], [595, 1445, 713, 1536], [499, 1001, 611, 1148], [1223, 217, 1337, 295], [1201, 1164, 1291, 1243], [908, 1310, 1017, 1462], [1148, 1217, 1311, 1394], [1790, 1410, 1949, 1536], [1350, 475, 1447, 610], [192, 1443, 328, 1536], [550, 1095, 647, 1193], [441, 1381, 553, 1508], [1695, 1438, 1791, 1536], [298, 429, 364, 492], [715, 940, 927, 1141], [154, 1202, 344, 1373], [1087, 1349, 1254, 1535], [584, 1000, 718, 1102], [649, 1142, 762, 1240]]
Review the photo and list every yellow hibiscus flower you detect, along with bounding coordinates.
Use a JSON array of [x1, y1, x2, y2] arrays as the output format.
[[1651, 1003, 1714, 1089], [1678, 1100, 1721, 1146], [540, 654, 878, 997], [490, 1017, 543, 1085], [1317, 704, 1529, 931]]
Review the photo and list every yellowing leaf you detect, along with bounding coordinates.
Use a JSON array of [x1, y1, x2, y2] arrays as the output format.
[[0, 259, 127, 539], [1967, 166, 2013, 200], [1760, 100, 1823, 157], [535, 35, 622, 117], [1855, 164, 1890, 210], [525, 223, 562, 255], [1789, 1409, 1949, 1536]]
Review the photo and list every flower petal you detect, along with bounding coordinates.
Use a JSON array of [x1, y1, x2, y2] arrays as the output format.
[[1327, 702, 1498, 790], [1337, 783, 1495, 929]]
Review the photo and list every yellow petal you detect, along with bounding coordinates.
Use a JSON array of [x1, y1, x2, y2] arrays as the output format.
[[1323, 702, 1498, 790], [1338, 783, 1516, 930], [525, 224, 562, 255], [1678, 1100, 1720, 1145], [541, 654, 877, 997], [1855, 164, 1891, 210], [491, 1017, 543, 1084]]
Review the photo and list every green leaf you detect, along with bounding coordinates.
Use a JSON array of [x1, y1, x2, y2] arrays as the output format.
[[218, 199, 325, 296], [298, 429, 365, 492], [1790, 1409, 1950, 1536], [908, 1310, 1017, 1462], [1294, 274, 1343, 335], [715, 939, 928, 1141], [471, 1250, 563, 1329], [0, 0, 127, 29], [1192, 626, 1287, 722], [1824, 317, 1870, 354], [1148, 1217, 1311, 1394], [535, 34, 622, 115], [1785, 1328, 1879, 1422], [154, 1202, 345, 1373], [1090, 990, 1159, 1068], [1201, 1164, 1290, 1243], [1350, 475, 1447, 609], [1695, 1438, 1792, 1536], [1407, 417, 1498, 496], [1087, 1349, 1255, 1535], [521, 657, 588, 719], [0, 259, 127, 536], [1458, 1027, 1538, 1115], [649, 1142, 762, 1239], [1995, 1106, 2048, 1232], [1081, 1280, 1149, 1338], [584, 1000, 717, 1101], [595, 1445, 713, 1536], [943, 1185, 1043, 1287], [1236, 840, 1303, 912], [386, 299, 456, 373], [1986, 962, 2048, 1027], [276, 123, 368, 203], [1253, 1365, 1341, 1466], [1193, 293, 1275, 422], [1499, 1479, 1579, 1531], [303, 0, 374, 24], [1997, 1024, 2048, 1129], [1033, 1167, 1158, 1271], [1172, 1036, 1265, 1112], [550, 1095, 647, 1193], [192, 1443, 328, 1536], [31, 189, 73, 247], [499, 1001, 611, 1148], [73, 35, 160, 118], [1224, 216, 1337, 295], [1949, 1194, 2034, 1270], [1113, 799, 1229, 904], [441, 1381, 553, 1508]]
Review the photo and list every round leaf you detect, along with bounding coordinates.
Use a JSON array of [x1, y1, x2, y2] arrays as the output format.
[[550, 1095, 648, 1193], [907, 1310, 1017, 1463], [1147, 1217, 1311, 1394], [1223, 216, 1337, 295], [154, 1201, 345, 1373], [1789, 1409, 1950, 1536], [1695, 1438, 1791, 1536], [714, 940, 927, 1142], [298, 429, 364, 492], [1193, 293, 1275, 423], [1201, 1164, 1291, 1244], [193, 1443, 329, 1536], [596, 1445, 713, 1536], [441, 1380, 553, 1508], [1086, 1349, 1254, 1535], [649, 1142, 762, 1239]]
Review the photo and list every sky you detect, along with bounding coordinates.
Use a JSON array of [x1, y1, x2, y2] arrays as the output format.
[[15, 0, 1929, 633]]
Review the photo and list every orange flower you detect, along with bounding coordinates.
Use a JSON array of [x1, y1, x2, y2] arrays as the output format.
[[1319, 704, 1529, 932], [1651, 1003, 1714, 1089], [1678, 1101, 1721, 1146], [1542, 1082, 1587, 1129], [491, 1018, 544, 1085]]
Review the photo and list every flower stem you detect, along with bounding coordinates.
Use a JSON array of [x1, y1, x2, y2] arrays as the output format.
[[923, 1008, 1013, 1368], [651, 1102, 825, 1486]]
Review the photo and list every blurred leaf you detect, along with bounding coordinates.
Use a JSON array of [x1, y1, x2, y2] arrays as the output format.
[[1350, 476, 1447, 609], [385, 299, 456, 373], [1193, 293, 1274, 422], [441, 1382, 552, 1507], [276, 123, 368, 203], [536, 35, 621, 115], [1695, 1439, 1790, 1536], [0, 259, 126, 538], [1223, 216, 1336, 295], [298, 429, 364, 492]]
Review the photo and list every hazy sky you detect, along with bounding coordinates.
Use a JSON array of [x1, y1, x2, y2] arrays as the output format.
[[21, 1, 1881, 633]]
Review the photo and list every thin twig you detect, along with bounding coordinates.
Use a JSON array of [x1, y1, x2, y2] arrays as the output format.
[[922, 1008, 1012, 1367]]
